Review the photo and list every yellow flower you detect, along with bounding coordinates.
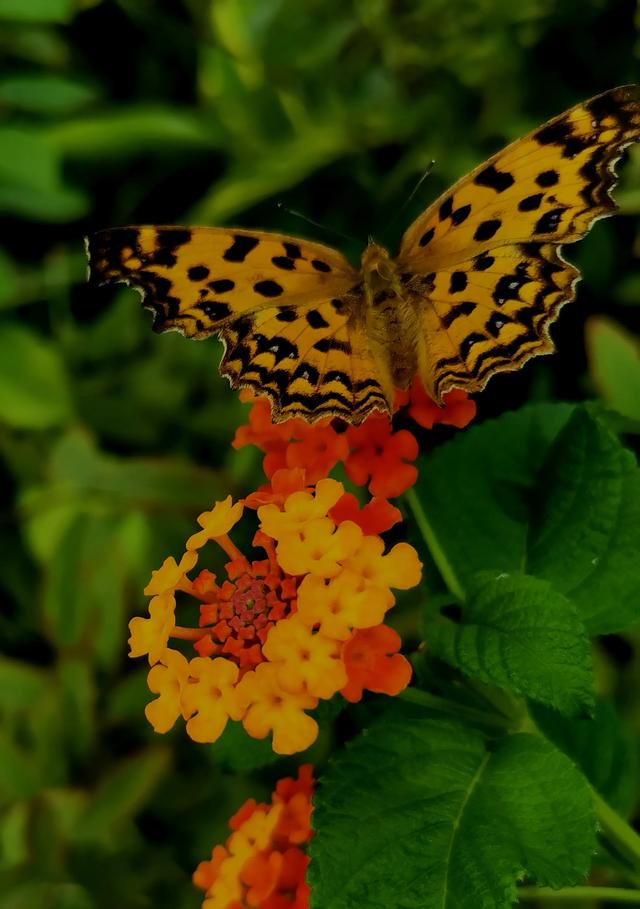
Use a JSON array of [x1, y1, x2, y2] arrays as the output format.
[[342, 538, 423, 589], [237, 663, 318, 755], [275, 518, 362, 578], [257, 477, 343, 540], [186, 496, 245, 551], [296, 571, 392, 640], [262, 614, 348, 698], [181, 657, 243, 744], [144, 551, 198, 596], [128, 591, 176, 664], [145, 649, 189, 733]]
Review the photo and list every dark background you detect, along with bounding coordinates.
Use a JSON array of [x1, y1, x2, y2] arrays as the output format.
[[1, 1, 639, 907]]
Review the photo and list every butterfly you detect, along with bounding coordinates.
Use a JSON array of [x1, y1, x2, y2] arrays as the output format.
[[87, 85, 640, 425]]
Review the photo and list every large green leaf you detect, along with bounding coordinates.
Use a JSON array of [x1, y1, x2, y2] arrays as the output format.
[[586, 317, 640, 422], [412, 404, 640, 633], [310, 713, 596, 909], [427, 573, 593, 716]]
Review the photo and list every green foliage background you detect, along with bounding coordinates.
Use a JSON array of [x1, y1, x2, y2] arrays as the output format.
[[1, 1, 640, 907]]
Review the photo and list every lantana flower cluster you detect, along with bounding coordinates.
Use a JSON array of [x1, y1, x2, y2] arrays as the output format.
[[193, 765, 314, 909], [129, 475, 421, 754]]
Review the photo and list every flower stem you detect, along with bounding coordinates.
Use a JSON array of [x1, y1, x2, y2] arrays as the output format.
[[404, 487, 465, 602], [594, 789, 640, 870], [518, 885, 640, 903]]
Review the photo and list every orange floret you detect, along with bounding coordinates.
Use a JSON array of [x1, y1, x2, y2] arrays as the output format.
[[341, 625, 413, 703], [262, 614, 348, 698], [345, 416, 419, 498]]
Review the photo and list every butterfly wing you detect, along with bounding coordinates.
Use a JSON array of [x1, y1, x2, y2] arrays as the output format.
[[397, 84, 640, 400], [87, 226, 390, 423]]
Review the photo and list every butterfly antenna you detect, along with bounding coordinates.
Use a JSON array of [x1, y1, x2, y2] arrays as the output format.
[[276, 202, 357, 244], [388, 160, 436, 230]]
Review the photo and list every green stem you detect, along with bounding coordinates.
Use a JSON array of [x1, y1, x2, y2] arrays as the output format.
[[404, 487, 465, 601], [518, 885, 640, 903], [398, 687, 508, 730], [594, 789, 640, 870]]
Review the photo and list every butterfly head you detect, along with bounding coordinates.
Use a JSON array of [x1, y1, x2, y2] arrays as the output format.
[[360, 240, 396, 285]]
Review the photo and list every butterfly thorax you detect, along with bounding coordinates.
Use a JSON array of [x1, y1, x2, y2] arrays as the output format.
[[360, 242, 420, 390]]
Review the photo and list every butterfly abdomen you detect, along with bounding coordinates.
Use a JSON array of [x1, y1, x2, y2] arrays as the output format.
[[361, 242, 420, 390]]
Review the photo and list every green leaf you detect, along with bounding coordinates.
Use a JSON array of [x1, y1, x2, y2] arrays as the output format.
[[0, 74, 98, 115], [528, 409, 640, 633], [412, 402, 574, 594], [0, 658, 48, 709], [73, 748, 171, 843], [0, 0, 74, 22], [0, 323, 72, 428], [310, 714, 596, 909], [0, 128, 87, 220], [427, 573, 593, 716], [586, 317, 640, 422], [412, 404, 640, 633], [532, 700, 637, 816], [0, 883, 92, 909]]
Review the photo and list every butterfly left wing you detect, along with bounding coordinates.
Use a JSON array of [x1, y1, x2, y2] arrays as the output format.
[[397, 85, 640, 400], [87, 225, 358, 337]]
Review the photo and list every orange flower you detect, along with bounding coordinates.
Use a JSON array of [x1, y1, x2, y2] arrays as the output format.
[[296, 572, 392, 640], [329, 492, 402, 535], [273, 517, 363, 579], [145, 649, 189, 733], [128, 591, 176, 663], [342, 538, 422, 590], [341, 625, 413, 703], [404, 377, 477, 429], [262, 614, 348, 698], [344, 416, 419, 498], [258, 477, 343, 540], [244, 468, 308, 509], [194, 766, 313, 909], [237, 663, 319, 755], [181, 657, 243, 743]]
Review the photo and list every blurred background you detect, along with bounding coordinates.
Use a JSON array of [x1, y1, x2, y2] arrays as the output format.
[[1, 1, 640, 906]]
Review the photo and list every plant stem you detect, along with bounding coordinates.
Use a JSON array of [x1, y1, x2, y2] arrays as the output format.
[[594, 790, 640, 870], [518, 885, 640, 903], [404, 487, 465, 601]]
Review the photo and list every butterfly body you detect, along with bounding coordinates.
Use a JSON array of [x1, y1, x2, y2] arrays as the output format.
[[88, 85, 640, 425]]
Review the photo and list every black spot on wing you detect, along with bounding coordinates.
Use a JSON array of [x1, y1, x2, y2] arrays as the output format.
[[419, 227, 435, 247], [473, 164, 515, 193], [313, 337, 351, 354], [208, 279, 235, 293], [272, 256, 295, 270], [188, 265, 210, 281], [535, 208, 565, 234], [518, 193, 544, 212], [311, 259, 331, 273], [536, 170, 559, 188], [325, 370, 353, 392], [254, 280, 284, 297], [276, 307, 297, 322], [451, 204, 471, 225], [473, 254, 495, 271], [198, 300, 231, 322], [449, 271, 468, 294], [283, 242, 303, 259], [292, 362, 319, 384], [535, 119, 573, 146], [306, 309, 330, 329], [223, 235, 259, 262], [493, 274, 528, 306], [473, 220, 502, 242], [441, 301, 476, 328], [439, 197, 453, 221]]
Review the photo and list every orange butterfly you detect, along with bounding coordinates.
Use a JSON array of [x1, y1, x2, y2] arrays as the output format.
[[87, 85, 640, 424]]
